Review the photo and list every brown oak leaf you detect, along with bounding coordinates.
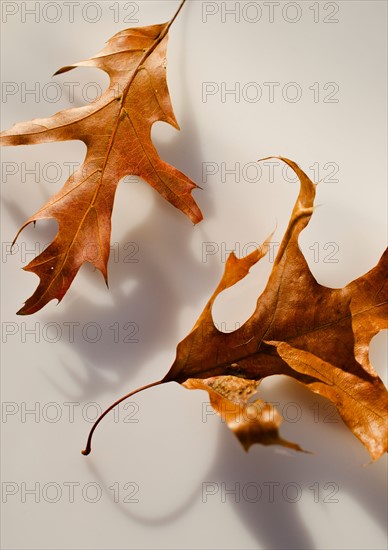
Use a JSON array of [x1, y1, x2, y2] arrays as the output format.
[[83, 157, 387, 461], [0, 1, 201, 315]]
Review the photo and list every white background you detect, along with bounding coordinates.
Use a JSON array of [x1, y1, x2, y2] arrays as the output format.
[[1, 1, 387, 549]]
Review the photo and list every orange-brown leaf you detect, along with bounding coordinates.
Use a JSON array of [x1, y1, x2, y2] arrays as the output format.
[[1, 16, 202, 315], [183, 376, 305, 453], [163, 157, 388, 460]]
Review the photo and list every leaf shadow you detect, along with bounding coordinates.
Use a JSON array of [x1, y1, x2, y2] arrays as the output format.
[[85, 458, 203, 527], [1, 6, 215, 406], [203, 377, 387, 550]]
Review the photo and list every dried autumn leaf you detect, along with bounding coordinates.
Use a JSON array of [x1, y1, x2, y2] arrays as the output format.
[[83, 157, 387, 461], [0, 0, 201, 315], [184, 377, 305, 453]]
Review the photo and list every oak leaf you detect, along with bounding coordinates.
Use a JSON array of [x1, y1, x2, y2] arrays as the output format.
[[0, 1, 201, 315], [83, 157, 387, 461]]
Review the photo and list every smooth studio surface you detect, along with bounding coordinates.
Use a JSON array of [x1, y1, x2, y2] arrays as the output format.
[[1, 1, 387, 549]]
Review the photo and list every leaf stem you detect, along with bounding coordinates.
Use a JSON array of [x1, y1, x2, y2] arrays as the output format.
[[81, 379, 165, 456], [166, 0, 187, 34], [93, 0, 188, 208]]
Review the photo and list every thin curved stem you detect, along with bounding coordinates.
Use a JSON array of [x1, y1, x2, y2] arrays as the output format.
[[166, 0, 187, 33], [82, 0, 187, 457], [82, 379, 165, 455]]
